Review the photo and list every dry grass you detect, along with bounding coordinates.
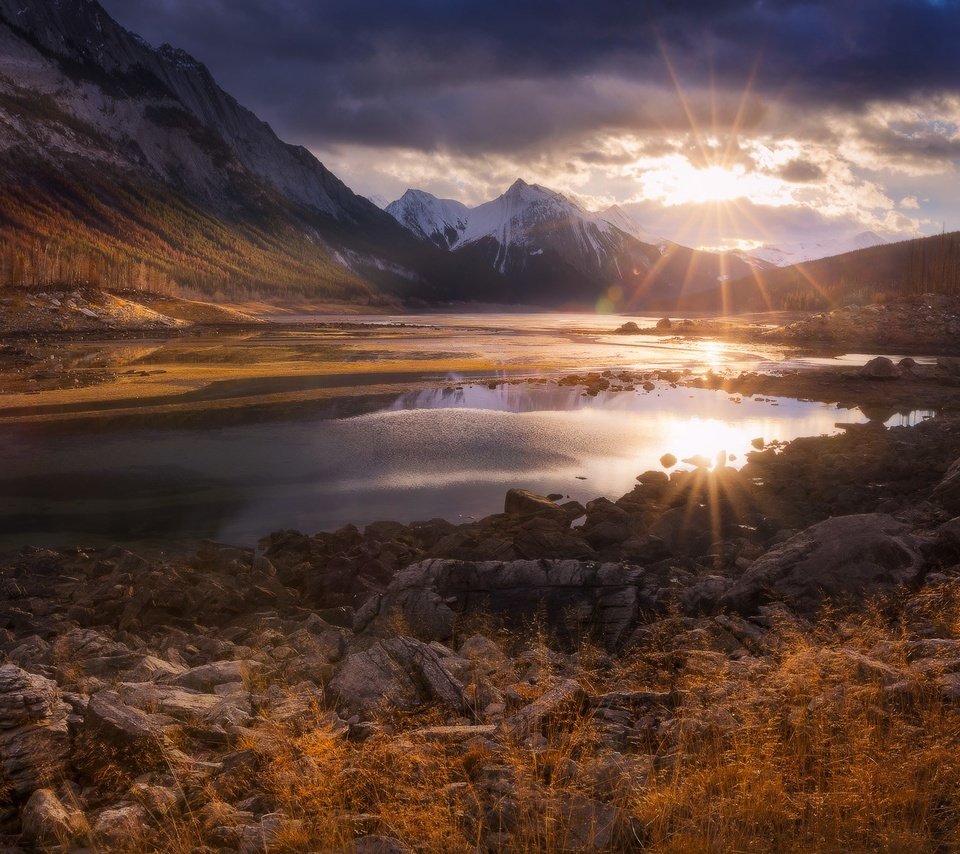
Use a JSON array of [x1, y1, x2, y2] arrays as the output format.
[[77, 583, 960, 852]]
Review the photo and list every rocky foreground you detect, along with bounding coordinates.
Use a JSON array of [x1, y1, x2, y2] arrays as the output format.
[[1, 414, 960, 851]]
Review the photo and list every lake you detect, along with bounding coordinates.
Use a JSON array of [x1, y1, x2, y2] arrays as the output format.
[[0, 312, 935, 553]]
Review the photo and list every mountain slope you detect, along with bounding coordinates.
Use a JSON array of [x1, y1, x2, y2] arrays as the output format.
[[0, 0, 435, 299], [386, 181, 761, 306], [682, 231, 960, 312]]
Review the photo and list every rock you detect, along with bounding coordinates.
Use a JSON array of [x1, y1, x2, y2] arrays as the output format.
[[0, 665, 70, 799], [577, 753, 654, 798], [238, 813, 305, 853], [354, 835, 413, 854], [933, 458, 960, 514], [656, 317, 672, 330], [329, 637, 471, 716], [660, 453, 677, 468], [648, 505, 716, 557], [504, 488, 566, 519], [93, 804, 148, 848], [938, 356, 960, 377], [118, 682, 251, 727], [329, 644, 419, 716], [458, 636, 516, 682], [939, 517, 960, 553], [724, 514, 926, 615], [364, 559, 649, 652], [556, 792, 627, 850], [20, 788, 86, 845], [354, 582, 456, 643], [129, 782, 181, 817], [860, 356, 901, 379], [82, 690, 170, 770], [615, 321, 640, 334], [170, 660, 263, 692], [499, 679, 586, 740]]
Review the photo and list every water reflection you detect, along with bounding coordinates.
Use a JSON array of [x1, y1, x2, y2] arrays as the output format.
[[0, 381, 931, 554]]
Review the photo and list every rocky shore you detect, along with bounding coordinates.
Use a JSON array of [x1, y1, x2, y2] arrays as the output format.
[[1, 404, 959, 851], [614, 294, 960, 355]]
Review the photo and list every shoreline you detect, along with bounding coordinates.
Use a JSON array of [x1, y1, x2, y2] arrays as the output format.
[[1, 405, 959, 849]]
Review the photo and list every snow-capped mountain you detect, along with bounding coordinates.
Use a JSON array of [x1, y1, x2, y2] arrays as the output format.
[[385, 190, 470, 250], [743, 231, 887, 267], [386, 180, 755, 303]]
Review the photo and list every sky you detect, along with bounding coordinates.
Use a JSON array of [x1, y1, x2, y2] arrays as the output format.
[[100, 0, 960, 250]]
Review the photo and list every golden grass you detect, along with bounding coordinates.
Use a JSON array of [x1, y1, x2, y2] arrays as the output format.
[[76, 583, 960, 852]]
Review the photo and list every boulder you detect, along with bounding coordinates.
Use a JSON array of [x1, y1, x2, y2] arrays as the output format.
[[656, 317, 672, 330], [359, 559, 650, 651], [648, 505, 716, 557], [329, 637, 471, 716], [860, 356, 900, 379], [117, 683, 251, 727], [504, 488, 566, 519], [615, 321, 640, 334], [0, 665, 70, 799], [20, 788, 86, 845], [82, 690, 170, 769], [724, 514, 926, 615], [933, 458, 960, 514], [93, 804, 148, 848]]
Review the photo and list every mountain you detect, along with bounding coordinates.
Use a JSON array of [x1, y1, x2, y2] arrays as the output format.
[[0, 0, 436, 300], [682, 231, 960, 312], [385, 190, 470, 250], [386, 180, 760, 306], [742, 231, 888, 267]]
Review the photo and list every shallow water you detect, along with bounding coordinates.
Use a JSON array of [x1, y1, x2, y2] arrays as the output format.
[[0, 377, 934, 554]]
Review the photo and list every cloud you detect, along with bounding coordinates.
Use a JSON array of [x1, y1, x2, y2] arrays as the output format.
[[776, 160, 826, 183], [96, 0, 960, 244], [101, 0, 960, 153]]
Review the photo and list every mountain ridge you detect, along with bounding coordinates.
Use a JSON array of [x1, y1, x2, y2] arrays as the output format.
[[0, 0, 438, 300], [386, 181, 763, 306]]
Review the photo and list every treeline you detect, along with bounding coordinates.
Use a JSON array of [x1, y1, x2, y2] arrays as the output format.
[[0, 154, 382, 303], [686, 231, 960, 312], [0, 238, 178, 293]]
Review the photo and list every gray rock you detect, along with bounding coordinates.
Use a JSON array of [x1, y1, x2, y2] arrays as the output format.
[[0, 665, 70, 799], [329, 643, 419, 716], [724, 514, 926, 615], [933, 459, 960, 515], [329, 637, 471, 716], [170, 660, 263, 692], [82, 690, 170, 769], [118, 682, 251, 727], [362, 559, 653, 651]]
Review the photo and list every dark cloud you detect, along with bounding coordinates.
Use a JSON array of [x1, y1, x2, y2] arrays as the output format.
[[98, 0, 960, 155], [777, 160, 826, 182]]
